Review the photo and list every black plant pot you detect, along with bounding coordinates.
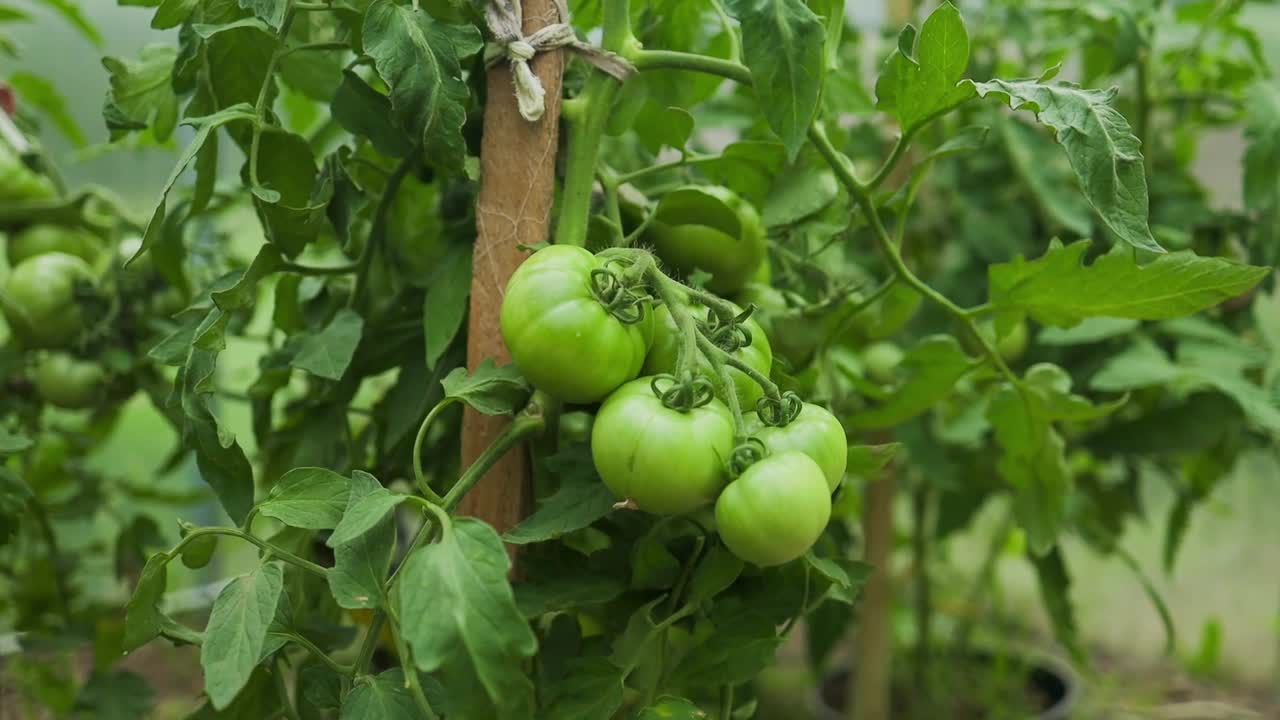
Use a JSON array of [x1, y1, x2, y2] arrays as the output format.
[[812, 650, 1080, 720]]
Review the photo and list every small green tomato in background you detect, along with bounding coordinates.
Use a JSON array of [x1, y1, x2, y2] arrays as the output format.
[[32, 353, 105, 409], [591, 377, 735, 515], [500, 245, 653, 403], [861, 341, 904, 384], [0, 143, 56, 203], [7, 224, 104, 267], [746, 403, 846, 492], [178, 521, 218, 570], [643, 297, 772, 411], [715, 452, 831, 567], [643, 186, 766, 295], [0, 252, 96, 349], [558, 410, 594, 445], [965, 318, 1028, 362]]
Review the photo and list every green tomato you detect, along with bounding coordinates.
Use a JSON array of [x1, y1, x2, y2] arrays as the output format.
[[745, 403, 847, 492], [644, 186, 766, 295], [500, 245, 653, 403], [558, 410, 594, 444], [180, 535, 218, 569], [643, 298, 773, 411], [861, 341, 903, 384], [0, 252, 96, 348], [7, 224, 103, 267], [32, 353, 105, 409], [591, 377, 735, 514], [715, 452, 831, 567], [25, 433, 72, 492], [0, 144, 56, 203]]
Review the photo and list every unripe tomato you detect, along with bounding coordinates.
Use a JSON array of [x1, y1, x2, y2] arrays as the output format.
[[965, 318, 1029, 362], [715, 452, 831, 566], [643, 298, 772, 411], [32, 353, 105, 409], [644, 186, 766, 295], [0, 143, 56, 203], [7, 224, 103, 266], [0, 252, 96, 348], [178, 526, 218, 570], [558, 410, 594, 444], [861, 341, 903, 384], [745, 403, 846, 492], [501, 246, 654, 403], [591, 377, 735, 514]]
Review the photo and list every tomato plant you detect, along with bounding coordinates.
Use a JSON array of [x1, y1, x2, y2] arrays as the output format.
[[0, 0, 1276, 718]]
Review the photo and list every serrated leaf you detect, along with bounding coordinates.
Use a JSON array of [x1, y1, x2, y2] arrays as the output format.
[[441, 359, 532, 415], [239, 0, 285, 29], [133, 105, 257, 266], [875, 2, 975, 132], [847, 335, 971, 429], [71, 670, 155, 720], [363, 0, 482, 169], [688, 545, 744, 604], [331, 69, 412, 158], [971, 78, 1160, 253], [1029, 547, 1084, 663], [541, 661, 626, 720], [201, 562, 285, 709], [340, 670, 421, 720], [989, 240, 1269, 327], [211, 244, 286, 311], [257, 467, 350, 530], [846, 443, 899, 477], [151, 0, 198, 30], [725, 0, 825, 159], [327, 474, 404, 548], [424, 245, 471, 370], [635, 102, 695, 155], [250, 129, 325, 256], [514, 574, 625, 618], [675, 605, 779, 686], [398, 518, 537, 719], [503, 477, 615, 546], [123, 553, 169, 652], [102, 44, 178, 141], [182, 350, 256, 524], [328, 472, 395, 609], [291, 309, 364, 380], [1000, 116, 1092, 236], [1037, 317, 1138, 346]]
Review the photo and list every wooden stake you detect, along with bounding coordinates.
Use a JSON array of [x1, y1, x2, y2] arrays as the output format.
[[851, 462, 897, 720], [460, 0, 564, 541]]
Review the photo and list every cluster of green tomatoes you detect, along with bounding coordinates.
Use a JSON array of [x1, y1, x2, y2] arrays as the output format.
[[500, 193, 847, 567]]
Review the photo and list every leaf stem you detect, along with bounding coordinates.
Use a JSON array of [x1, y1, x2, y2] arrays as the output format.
[[868, 128, 917, 190], [274, 657, 302, 720], [411, 399, 456, 503], [614, 154, 722, 185], [248, 2, 300, 194], [279, 261, 359, 276], [440, 413, 547, 513], [286, 631, 354, 675], [386, 607, 441, 720], [720, 684, 735, 719], [168, 527, 329, 577], [350, 148, 418, 310]]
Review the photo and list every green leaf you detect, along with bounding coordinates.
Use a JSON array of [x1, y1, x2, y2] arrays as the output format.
[[211, 244, 286, 311], [201, 562, 285, 710], [441, 359, 532, 415], [675, 604, 780, 686], [703, 141, 788, 205], [181, 350, 256, 524], [0, 427, 31, 455], [340, 670, 420, 720], [989, 240, 1269, 327], [326, 474, 405, 548], [331, 69, 412, 158], [725, 0, 826, 159], [874, 2, 975, 133], [634, 102, 695, 155], [541, 661, 626, 720], [1037, 317, 1138, 346], [637, 696, 705, 720], [398, 518, 537, 720], [291, 308, 364, 380], [327, 471, 396, 609], [192, 17, 273, 38], [1243, 82, 1280, 212], [8, 72, 84, 146], [31, 0, 101, 46], [847, 335, 971, 429], [503, 473, 616, 545], [102, 44, 179, 141], [971, 78, 1160, 253], [123, 552, 169, 652], [1029, 547, 1084, 664], [151, 0, 199, 30], [363, 0, 482, 169], [134, 105, 257, 266], [239, 0, 286, 29], [986, 383, 1070, 554], [999, 116, 1092, 237], [203, 3, 276, 111], [424, 245, 472, 371], [845, 443, 899, 477], [688, 544, 744, 604], [72, 671, 154, 720], [514, 574, 625, 618], [762, 161, 839, 228], [256, 467, 350, 530], [250, 129, 325, 256]]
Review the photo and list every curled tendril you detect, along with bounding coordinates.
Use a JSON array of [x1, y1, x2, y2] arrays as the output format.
[[651, 373, 716, 412], [590, 267, 649, 325], [755, 391, 804, 427], [702, 308, 753, 352], [728, 437, 767, 478]]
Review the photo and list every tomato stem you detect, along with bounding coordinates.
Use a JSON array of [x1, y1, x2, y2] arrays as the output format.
[[441, 413, 547, 513]]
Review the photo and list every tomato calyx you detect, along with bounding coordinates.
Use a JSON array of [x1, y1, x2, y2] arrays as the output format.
[[588, 265, 650, 325], [755, 390, 803, 427], [728, 437, 767, 478], [650, 371, 715, 412], [702, 303, 756, 353]]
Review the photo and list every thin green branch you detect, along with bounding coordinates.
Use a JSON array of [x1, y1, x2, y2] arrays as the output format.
[[411, 399, 455, 504], [350, 149, 418, 310], [614, 154, 722, 185], [441, 414, 547, 512], [286, 632, 354, 676], [169, 527, 329, 577], [249, 2, 300, 193]]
